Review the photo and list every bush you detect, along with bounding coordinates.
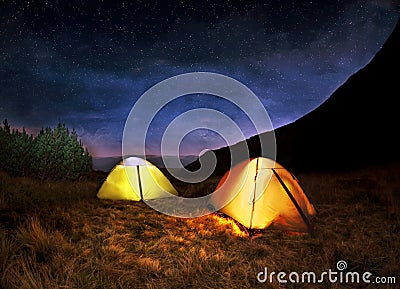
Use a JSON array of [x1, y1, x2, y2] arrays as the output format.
[[0, 120, 92, 181]]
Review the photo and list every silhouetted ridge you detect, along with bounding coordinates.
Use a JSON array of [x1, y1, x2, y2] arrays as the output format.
[[186, 19, 400, 175]]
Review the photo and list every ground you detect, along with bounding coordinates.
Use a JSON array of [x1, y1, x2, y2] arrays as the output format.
[[0, 163, 399, 288]]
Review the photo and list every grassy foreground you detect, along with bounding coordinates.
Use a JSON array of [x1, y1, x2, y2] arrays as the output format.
[[0, 163, 399, 289]]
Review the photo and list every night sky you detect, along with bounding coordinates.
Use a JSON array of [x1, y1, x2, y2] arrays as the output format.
[[1, 0, 399, 157]]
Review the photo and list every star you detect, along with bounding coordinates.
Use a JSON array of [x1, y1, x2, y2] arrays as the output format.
[[0, 0, 399, 157]]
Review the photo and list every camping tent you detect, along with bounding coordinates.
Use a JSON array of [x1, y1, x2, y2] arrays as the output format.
[[208, 157, 316, 232], [97, 157, 178, 201]]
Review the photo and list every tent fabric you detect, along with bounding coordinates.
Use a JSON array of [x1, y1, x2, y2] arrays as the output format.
[[97, 157, 178, 201], [208, 157, 316, 232]]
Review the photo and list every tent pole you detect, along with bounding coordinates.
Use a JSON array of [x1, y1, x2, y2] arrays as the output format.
[[249, 158, 259, 230], [136, 165, 144, 200], [271, 168, 313, 233]]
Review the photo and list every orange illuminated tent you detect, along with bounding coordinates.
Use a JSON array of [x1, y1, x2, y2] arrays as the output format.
[[97, 157, 178, 201], [208, 157, 316, 232]]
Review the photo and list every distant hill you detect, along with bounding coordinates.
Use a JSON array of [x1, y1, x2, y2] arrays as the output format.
[[187, 19, 400, 175], [93, 155, 197, 172], [146, 155, 198, 169], [92, 157, 122, 172]]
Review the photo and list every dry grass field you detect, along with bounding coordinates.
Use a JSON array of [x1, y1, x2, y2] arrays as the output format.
[[0, 163, 399, 288]]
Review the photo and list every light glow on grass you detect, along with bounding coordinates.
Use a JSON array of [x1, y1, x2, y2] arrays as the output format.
[[211, 214, 248, 237]]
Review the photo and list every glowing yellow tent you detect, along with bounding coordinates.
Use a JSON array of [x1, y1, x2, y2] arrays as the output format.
[[208, 157, 316, 232], [97, 157, 178, 201]]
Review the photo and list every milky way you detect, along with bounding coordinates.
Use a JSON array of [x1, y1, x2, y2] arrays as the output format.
[[1, 0, 399, 157]]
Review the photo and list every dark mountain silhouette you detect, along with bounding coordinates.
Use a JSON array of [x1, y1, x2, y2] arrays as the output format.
[[187, 19, 400, 175]]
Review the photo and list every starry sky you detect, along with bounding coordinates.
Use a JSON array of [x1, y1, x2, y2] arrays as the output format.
[[1, 0, 399, 157]]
